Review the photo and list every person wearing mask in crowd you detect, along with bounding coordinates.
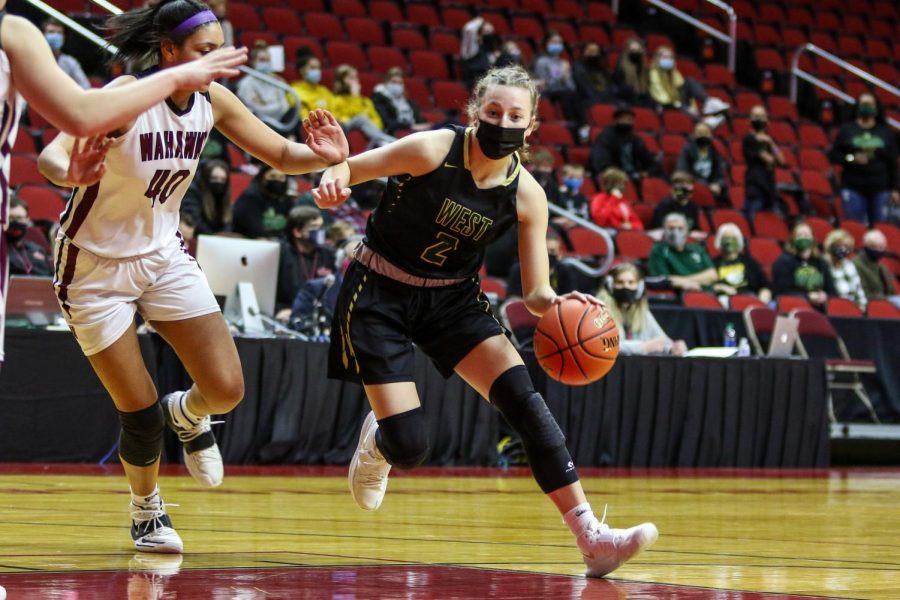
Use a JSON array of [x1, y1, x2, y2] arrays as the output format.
[[711, 222, 771, 304], [590, 167, 643, 230], [550, 163, 590, 223], [232, 164, 291, 239], [291, 50, 334, 120], [372, 67, 429, 136], [676, 121, 728, 204], [6, 198, 53, 276], [828, 93, 898, 226], [648, 45, 708, 114], [495, 40, 524, 69], [290, 233, 364, 332], [276, 205, 335, 321], [612, 37, 651, 107], [743, 105, 785, 223], [772, 222, 836, 309], [206, 0, 233, 47], [853, 229, 900, 309], [823, 229, 867, 310], [331, 64, 395, 148], [648, 213, 717, 291], [236, 41, 297, 136], [533, 31, 581, 124], [650, 171, 701, 232], [573, 42, 611, 106], [506, 231, 577, 298], [528, 147, 558, 202], [42, 18, 90, 89], [460, 16, 502, 89], [598, 263, 687, 355], [181, 158, 232, 235], [590, 106, 658, 184]]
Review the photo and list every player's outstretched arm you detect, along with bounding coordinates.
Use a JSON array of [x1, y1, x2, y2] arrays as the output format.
[[2, 16, 245, 137]]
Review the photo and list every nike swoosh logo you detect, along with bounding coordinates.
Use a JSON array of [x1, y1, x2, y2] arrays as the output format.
[[581, 551, 595, 560], [444, 162, 457, 168]]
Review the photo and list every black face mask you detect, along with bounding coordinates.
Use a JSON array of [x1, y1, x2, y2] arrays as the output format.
[[829, 246, 850, 260], [533, 169, 555, 187], [864, 247, 885, 262], [614, 122, 634, 136], [612, 287, 638, 305], [476, 121, 526, 160], [627, 51, 643, 64], [548, 254, 559, 269], [481, 33, 500, 51], [264, 179, 287, 197], [208, 181, 227, 198], [695, 136, 711, 148], [751, 119, 767, 132], [584, 55, 602, 69], [5, 221, 27, 244]]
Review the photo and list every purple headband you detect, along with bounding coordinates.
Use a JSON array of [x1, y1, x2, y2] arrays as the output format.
[[171, 9, 218, 37]]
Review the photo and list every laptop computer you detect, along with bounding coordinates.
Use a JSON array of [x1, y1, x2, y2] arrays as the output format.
[[6, 276, 63, 327], [767, 315, 799, 358]]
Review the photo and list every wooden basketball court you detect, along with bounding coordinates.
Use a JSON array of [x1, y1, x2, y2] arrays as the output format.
[[0, 465, 898, 598]]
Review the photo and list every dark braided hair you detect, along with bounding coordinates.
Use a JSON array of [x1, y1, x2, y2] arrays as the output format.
[[104, 0, 214, 68]]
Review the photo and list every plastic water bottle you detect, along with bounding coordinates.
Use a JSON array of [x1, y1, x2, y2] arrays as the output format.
[[737, 337, 751, 357], [723, 322, 737, 348]]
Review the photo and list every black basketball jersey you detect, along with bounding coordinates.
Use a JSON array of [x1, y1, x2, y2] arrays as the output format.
[[365, 126, 521, 279]]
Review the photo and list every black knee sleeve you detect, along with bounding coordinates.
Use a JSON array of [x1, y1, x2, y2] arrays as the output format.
[[375, 407, 430, 469], [490, 365, 578, 494], [118, 402, 165, 467]]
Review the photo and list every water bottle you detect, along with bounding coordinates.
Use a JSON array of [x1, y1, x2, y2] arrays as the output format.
[[723, 322, 737, 348], [737, 337, 751, 357]]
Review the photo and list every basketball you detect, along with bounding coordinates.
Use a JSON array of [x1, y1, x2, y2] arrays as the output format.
[[534, 299, 619, 385]]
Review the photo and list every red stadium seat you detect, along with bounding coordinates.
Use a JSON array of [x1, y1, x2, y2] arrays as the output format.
[[743, 305, 777, 355], [683, 290, 722, 310], [826, 297, 863, 317], [238, 31, 278, 48], [480, 277, 507, 302], [551, 0, 583, 18], [735, 91, 764, 115], [839, 220, 867, 247], [748, 238, 783, 273], [511, 16, 545, 41], [867, 299, 900, 319], [369, 0, 403, 22], [874, 223, 900, 254], [326, 42, 368, 71], [499, 299, 540, 348], [405, 3, 439, 27], [777, 296, 813, 314], [711, 209, 752, 240], [10, 155, 46, 187], [304, 13, 344, 40], [441, 7, 472, 29], [261, 7, 301, 36], [229, 172, 252, 201], [768, 122, 797, 146], [12, 133, 37, 155], [15, 185, 66, 222], [227, 3, 261, 31], [632, 108, 661, 132], [286, 0, 324, 10], [481, 12, 510, 36], [284, 36, 324, 64], [367, 46, 406, 74], [588, 103, 616, 127], [799, 149, 830, 172], [430, 31, 461, 56], [331, 0, 366, 17], [586, 3, 615, 20], [615, 230, 654, 260], [640, 177, 670, 206], [767, 97, 798, 121], [661, 110, 694, 135], [579, 24, 610, 46], [805, 216, 833, 245], [800, 171, 833, 199], [431, 81, 469, 112], [730, 295, 765, 311], [837, 35, 865, 57], [345, 17, 386, 45], [798, 124, 829, 148], [391, 27, 428, 51], [566, 227, 610, 258], [535, 122, 574, 147], [753, 212, 790, 242], [403, 77, 431, 107], [705, 64, 735, 87], [754, 49, 784, 72]]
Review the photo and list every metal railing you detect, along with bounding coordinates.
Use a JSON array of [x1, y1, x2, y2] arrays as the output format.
[[613, 0, 737, 72], [546, 203, 615, 276], [790, 43, 900, 131]]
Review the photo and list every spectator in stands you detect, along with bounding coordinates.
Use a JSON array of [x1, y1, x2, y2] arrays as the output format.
[[612, 37, 651, 107], [236, 42, 297, 137], [182, 159, 232, 236], [711, 222, 771, 304], [7, 198, 53, 277], [854, 229, 900, 309], [372, 67, 429, 136], [291, 50, 334, 120], [528, 147, 558, 202], [651, 171, 701, 232], [42, 18, 90, 89], [648, 45, 708, 114], [276, 206, 335, 321], [495, 41, 524, 69], [207, 0, 234, 47], [460, 16, 502, 89], [331, 65, 395, 148], [772, 222, 835, 309], [232, 164, 291, 239], [743, 105, 786, 223], [589, 106, 658, 184], [550, 163, 590, 224], [828, 93, 898, 226], [590, 167, 643, 230], [823, 229, 867, 310], [573, 42, 611, 106], [506, 230, 578, 297], [648, 213, 717, 291], [598, 263, 687, 355], [677, 121, 728, 204], [533, 31, 582, 123]]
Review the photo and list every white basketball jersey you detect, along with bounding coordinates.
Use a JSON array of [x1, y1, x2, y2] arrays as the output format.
[[0, 21, 21, 226], [60, 89, 214, 258]]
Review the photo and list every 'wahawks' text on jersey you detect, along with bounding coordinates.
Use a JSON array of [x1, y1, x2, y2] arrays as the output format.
[[365, 125, 520, 279], [60, 73, 214, 259]]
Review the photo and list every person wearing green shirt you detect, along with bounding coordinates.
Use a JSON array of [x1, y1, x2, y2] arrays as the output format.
[[648, 212, 718, 290]]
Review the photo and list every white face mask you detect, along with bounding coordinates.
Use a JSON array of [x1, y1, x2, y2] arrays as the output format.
[[386, 82, 404, 98], [658, 57, 675, 71]]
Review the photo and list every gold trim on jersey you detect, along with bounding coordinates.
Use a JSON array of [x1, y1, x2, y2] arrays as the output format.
[[341, 274, 367, 375], [463, 127, 521, 187]]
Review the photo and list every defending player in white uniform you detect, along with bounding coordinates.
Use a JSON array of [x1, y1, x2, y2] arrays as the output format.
[[38, 0, 348, 553]]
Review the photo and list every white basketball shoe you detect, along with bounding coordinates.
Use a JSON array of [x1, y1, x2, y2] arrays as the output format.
[[162, 391, 224, 488], [348, 412, 392, 510], [130, 497, 183, 554], [577, 512, 658, 577]]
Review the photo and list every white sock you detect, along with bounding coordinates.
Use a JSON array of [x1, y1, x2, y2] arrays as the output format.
[[131, 486, 161, 509], [170, 391, 202, 428], [564, 502, 599, 538]]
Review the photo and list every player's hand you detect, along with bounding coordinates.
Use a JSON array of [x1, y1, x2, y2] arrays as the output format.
[[66, 135, 110, 187], [304, 109, 350, 164], [312, 176, 351, 209], [171, 46, 247, 90], [554, 291, 605, 307]]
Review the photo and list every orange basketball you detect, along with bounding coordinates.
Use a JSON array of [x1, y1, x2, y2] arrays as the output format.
[[534, 299, 619, 385]]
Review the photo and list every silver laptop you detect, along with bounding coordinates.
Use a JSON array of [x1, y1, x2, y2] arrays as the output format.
[[767, 315, 799, 358]]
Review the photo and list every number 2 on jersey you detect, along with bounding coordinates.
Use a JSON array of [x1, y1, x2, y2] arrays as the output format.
[[420, 232, 460, 266], [144, 169, 190, 207]]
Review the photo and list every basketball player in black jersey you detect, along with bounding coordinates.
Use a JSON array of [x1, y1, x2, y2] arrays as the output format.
[[313, 66, 658, 578]]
